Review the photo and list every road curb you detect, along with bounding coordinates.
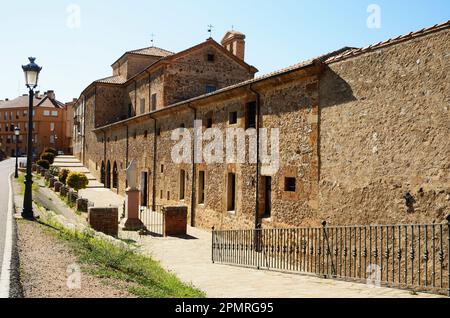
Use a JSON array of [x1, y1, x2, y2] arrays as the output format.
[[0, 173, 14, 298]]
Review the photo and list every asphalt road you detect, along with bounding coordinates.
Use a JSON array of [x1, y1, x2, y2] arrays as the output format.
[[0, 159, 15, 278], [0, 158, 26, 297]]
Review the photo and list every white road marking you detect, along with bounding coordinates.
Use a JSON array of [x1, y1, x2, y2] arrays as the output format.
[[0, 172, 14, 298]]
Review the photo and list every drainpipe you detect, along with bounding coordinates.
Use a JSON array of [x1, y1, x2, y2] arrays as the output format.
[[82, 94, 88, 166], [150, 115, 157, 211], [248, 84, 261, 230], [134, 80, 137, 116], [125, 124, 129, 189], [188, 104, 197, 227], [103, 129, 106, 188]]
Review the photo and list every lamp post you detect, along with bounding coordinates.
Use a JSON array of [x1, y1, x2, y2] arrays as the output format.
[[21, 57, 42, 220], [14, 126, 20, 178]]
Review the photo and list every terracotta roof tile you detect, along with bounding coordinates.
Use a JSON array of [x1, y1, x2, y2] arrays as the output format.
[[326, 20, 450, 64], [0, 94, 64, 109], [95, 75, 127, 85], [128, 46, 174, 57]]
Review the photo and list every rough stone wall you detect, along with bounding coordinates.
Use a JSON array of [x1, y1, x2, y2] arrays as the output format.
[[95, 85, 126, 127], [154, 110, 195, 222], [164, 45, 254, 105], [260, 76, 320, 228], [124, 68, 165, 115], [126, 120, 156, 201], [126, 55, 160, 80], [83, 91, 103, 176], [194, 95, 258, 230], [104, 125, 128, 193], [318, 29, 450, 226]]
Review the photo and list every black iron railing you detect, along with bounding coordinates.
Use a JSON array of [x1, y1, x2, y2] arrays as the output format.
[[212, 218, 450, 296], [139, 205, 165, 236]]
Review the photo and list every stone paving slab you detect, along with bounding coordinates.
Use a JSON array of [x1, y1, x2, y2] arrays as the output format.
[[79, 188, 124, 216], [120, 227, 445, 299]]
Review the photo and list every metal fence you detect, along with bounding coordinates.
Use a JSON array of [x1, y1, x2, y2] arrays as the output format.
[[212, 219, 450, 296], [139, 205, 164, 236]]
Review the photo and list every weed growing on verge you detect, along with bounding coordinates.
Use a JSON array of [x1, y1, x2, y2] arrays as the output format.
[[37, 214, 205, 298]]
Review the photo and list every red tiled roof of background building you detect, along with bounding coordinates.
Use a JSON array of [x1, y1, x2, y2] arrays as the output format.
[[0, 92, 65, 109]]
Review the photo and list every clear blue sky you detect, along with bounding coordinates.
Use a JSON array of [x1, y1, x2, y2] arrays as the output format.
[[0, 0, 448, 102]]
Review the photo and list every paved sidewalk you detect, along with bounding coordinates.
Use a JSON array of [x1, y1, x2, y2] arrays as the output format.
[[121, 228, 444, 298]]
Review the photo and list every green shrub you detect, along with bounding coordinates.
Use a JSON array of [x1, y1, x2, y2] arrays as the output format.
[[66, 172, 89, 192], [59, 169, 70, 184], [40, 152, 55, 164], [49, 166, 60, 177], [37, 159, 50, 170], [43, 147, 58, 156]]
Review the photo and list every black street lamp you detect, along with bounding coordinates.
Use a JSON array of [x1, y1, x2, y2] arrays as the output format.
[[21, 57, 42, 220], [14, 126, 20, 178]]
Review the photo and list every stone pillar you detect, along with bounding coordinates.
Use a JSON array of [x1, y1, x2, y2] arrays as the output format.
[[54, 181, 62, 192], [76, 198, 89, 213], [163, 206, 188, 237], [120, 188, 144, 231], [60, 185, 68, 197], [49, 177, 56, 188], [88, 207, 119, 237]]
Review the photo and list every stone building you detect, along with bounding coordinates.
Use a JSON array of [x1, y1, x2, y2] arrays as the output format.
[[73, 22, 450, 230], [0, 90, 73, 157]]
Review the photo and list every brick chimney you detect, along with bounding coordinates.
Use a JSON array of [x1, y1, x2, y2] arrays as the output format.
[[46, 90, 55, 100], [221, 31, 246, 61]]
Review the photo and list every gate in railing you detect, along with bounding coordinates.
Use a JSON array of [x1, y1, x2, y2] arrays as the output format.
[[212, 218, 450, 296], [139, 205, 164, 237]]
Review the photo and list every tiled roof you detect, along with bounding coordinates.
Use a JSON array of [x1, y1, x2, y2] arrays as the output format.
[[169, 46, 356, 102], [128, 46, 174, 57], [326, 20, 450, 64], [95, 75, 127, 85], [0, 94, 64, 109]]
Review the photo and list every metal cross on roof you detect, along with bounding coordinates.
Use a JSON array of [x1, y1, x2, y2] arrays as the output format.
[[207, 24, 214, 38], [150, 33, 155, 47]]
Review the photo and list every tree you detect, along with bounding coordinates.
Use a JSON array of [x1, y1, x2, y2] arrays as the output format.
[[43, 147, 58, 156], [66, 172, 89, 192], [49, 166, 60, 177], [59, 169, 70, 184], [36, 159, 50, 170], [40, 152, 55, 165]]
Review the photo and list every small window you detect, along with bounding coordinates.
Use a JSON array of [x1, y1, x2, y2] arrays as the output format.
[[245, 102, 257, 129], [179, 170, 186, 200], [207, 53, 215, 62], [206, 85, 217, 94], [43, 110, 50, 116], [167, 191, 170, 200], [160, 190, 163, 199], [180, 123, 185, 129], [144, 130, 148, 138], [206, 117, 213, 129], [151, 94, 157, 111], [156, 127, 161, 136], [140, 98, 145, 114], [115, 136, 118, 142], [284, 177, 296, 192], [50, 122, 55, 131], [133, 131, 137, 139], [161, 164, 164, 174], [227, 173, 236, 212], [128, 104, 133, 118], [198, 171, 205, 204], [229, 111, 238, 125], [51, 111, 58, 117]]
